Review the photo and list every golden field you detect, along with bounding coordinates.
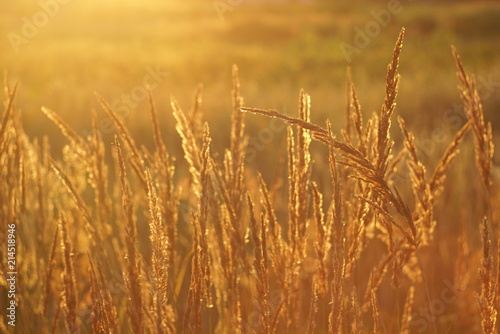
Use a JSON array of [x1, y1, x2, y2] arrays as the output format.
[[1, 0, 500, 333]]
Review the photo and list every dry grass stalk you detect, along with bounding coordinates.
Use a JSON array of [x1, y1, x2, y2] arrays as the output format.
[[306, 283, 319, 334], [328, 121, 346, 334], [242, 107, 417, 244], [370, 290, 380, 334], [146, 169, 175, 334], [89, 108, 112, 241], [349, 84, 367, 157], [148, 91, 179, 278], [212, 183, 245, 331], [49, 157, 103, 248], [171, 96, 202, 189], [43, 226, 59, 317], [248, 193, 270, 334], [312, 183, 328, 294], [344, 185, 369, 282], [212, 175, 249, 270], [429, 121, 470, 197], [197, 125, 214, 308], [34, 139, 48, 233], [88, 255, 118, 334], [95, 94, 147, 190], [452, 46, 494, 191], [88, 257, 106, 333], [212, 159, 248, 273], [400, 286, 415, 334], [375, 28, 404, 176], [189, 84, 204, 141], [221, 64, 247, 265], [41, 106, 88, 151], [452, 51, 496, 302], [398, 116, 434, 245], [362, 252, 393, 312], [351, 288, 361, 333], [477, 217, 497, 334], [258, 174, 288, 288], [344, 67, 353, 141], [115, 137, 144, 334], [0, 82, 18, 144], [294, 90, 312, 259], [183, 219, 206, 334], [147, 91, 167, 157], [386, 147, 406, 182], [275, 89, 313, 331], [229, 65, 245, 192], [59, 213, 79, 333], [184, 124, 213, 334]]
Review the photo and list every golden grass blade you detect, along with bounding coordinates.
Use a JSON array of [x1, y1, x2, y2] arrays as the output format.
[[478, 217, 497, 334], [88, 254, 118, 334], [49, 157, 102, 246], [312, 183, 328, 294], [230, 64, 245, 167], [328, 130, 346, 333], [350, 84, 367, 156], [59, 213, 78, 333], [398, 116, 434, 245], [248, 193, 270, 334], [452, 46, 494, 191], [429, 121, 470, 197], [375, 27, 404, 176], [306, 283, 319, 334], [189, 84, 204, 140], [43, 226, 59, 317], [371, 290, 380, 334], [241, 107, 328, 137], [351, 288, 360, 334], [115, 136, 144, 334], [400, 286, 415, 334], [95, 93, 147, 190], [344, 66, 353, 140], [41, 106, 87, 149], [196, 124, 213, 308], [147, 91, 167, 156], [145, 168, 176, 333], [0, 82, 18, 142], [172, 96, 202, 187]]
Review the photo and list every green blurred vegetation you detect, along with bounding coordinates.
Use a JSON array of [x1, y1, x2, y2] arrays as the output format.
[[1, 0, 499, 161]]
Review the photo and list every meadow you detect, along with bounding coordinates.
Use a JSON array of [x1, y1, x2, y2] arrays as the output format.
[[0, 0, 500, 333]]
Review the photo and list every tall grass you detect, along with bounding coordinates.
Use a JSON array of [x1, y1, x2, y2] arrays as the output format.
[[0, 29, 498, 333]]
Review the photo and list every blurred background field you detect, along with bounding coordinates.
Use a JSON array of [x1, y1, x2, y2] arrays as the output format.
[[1, 1, 500, 332], [1, 0, 499, 161]]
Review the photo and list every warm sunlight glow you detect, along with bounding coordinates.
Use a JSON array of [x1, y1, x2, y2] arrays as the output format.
[[1, 0, 499, 333]]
